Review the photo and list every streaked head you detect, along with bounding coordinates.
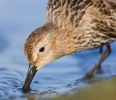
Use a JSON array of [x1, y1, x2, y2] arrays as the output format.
[[24, 23, 56, 68]]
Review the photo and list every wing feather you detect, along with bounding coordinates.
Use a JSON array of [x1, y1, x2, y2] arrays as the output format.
[[103, 0, 116, 9], [46, 0, 116, 38]]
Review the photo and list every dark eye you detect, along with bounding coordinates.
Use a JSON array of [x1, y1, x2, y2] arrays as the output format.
[[39, 47, 45, 52]]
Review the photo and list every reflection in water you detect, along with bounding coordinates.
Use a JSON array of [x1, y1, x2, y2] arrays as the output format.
[[0, 0, 116, 100]]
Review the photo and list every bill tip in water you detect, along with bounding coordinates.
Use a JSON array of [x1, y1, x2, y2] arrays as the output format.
[[22, 85, 30, 93], [22, 64, 37, 92]]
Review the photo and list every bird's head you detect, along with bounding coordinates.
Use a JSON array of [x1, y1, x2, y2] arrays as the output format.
[[24, 24, 57, 68], [22, 23, 72, 92]]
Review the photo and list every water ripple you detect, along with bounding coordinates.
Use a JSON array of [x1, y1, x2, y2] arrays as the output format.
[[0, 67, 23, 98]]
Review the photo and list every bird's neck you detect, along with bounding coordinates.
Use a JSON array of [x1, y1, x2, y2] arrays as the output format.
[[49, 28, 77, 58]]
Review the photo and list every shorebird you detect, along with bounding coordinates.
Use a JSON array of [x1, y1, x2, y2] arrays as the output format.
[[22, 0, 116, 92]]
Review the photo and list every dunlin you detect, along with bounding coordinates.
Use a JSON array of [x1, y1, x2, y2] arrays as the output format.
[[22, 0, 116, 92]]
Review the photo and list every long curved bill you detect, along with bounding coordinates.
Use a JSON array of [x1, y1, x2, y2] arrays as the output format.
[[22, 64, 37, 92]]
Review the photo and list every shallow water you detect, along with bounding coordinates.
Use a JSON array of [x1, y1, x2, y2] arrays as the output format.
[[0, 0, 116, 99]]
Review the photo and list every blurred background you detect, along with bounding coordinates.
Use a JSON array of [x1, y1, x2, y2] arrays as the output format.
[[0, 0, 116, 100]]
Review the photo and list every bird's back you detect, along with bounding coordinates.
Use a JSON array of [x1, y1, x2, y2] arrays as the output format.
[[47, 0, 116, 32], [46, 0, 116, 51], [47, 0, 93, 30]]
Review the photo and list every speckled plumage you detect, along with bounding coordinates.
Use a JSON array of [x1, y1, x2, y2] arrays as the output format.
[[47, 0, 116, 50], [23, 0, 116, 92], [24, 0, 116, 67]]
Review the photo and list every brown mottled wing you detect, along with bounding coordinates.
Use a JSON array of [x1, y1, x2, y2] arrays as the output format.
[[46, 0, 93, 29], [103, 0, 116, 9], [93, 18, 116, 38], [96, 0, 116, 38], [47, 0, 116, 38]]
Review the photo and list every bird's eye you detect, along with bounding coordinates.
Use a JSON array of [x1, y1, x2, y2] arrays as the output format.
[[39, 47, 45, 52]]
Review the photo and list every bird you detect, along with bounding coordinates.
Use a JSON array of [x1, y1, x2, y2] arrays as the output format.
[[22, 0, 116, 92]]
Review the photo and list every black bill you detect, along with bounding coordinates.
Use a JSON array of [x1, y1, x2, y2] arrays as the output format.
[[22, 64, 37, 92]]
